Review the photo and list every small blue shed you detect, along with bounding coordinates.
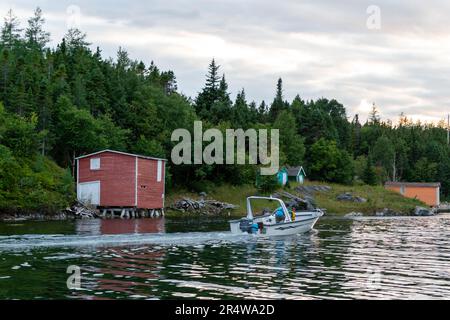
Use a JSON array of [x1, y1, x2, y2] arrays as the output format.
[[287, 166, 307, 184], [276, 167, 288, 186]]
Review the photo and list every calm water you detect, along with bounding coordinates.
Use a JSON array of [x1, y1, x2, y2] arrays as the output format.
[[0, 215, 449, 300]]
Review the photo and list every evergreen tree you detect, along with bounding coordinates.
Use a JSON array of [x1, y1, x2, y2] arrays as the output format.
[[298, 102, 337, 147], [291, 95, 305, 115], [351, 114, 362, 156], [232, 89, 248, 127], [269, 78, 288, 121], [25, 7, 50, 49], [368, 103, 380, 124], [273, 110, 305, 166], [248, 101, 258, 124], [1, 9, 22, 49], [195, 59, 221, 118], [372, 135, 395, 180], [64, 28, 90, 50], [258, 100, 267, 123], [362, 154, 377, 185], [160, 70, 177, 94], [308, 138, 353, 184], [209, 74, 232, 124], [412, 158, 438, 182], [205, 59, 220, 91]]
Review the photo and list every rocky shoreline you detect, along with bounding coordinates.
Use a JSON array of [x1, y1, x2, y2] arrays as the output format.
[[1, 188, 447, 221], [344, 206, 438, 218], [0, 206, 443, 222], [0, 202, 99, 222]]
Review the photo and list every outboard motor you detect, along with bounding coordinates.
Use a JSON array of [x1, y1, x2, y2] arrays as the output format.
[[239, 219, 259, 234], [239, 219, 253, 233]]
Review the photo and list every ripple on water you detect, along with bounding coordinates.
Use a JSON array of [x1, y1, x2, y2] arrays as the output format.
[[0, 216, 449, 299]]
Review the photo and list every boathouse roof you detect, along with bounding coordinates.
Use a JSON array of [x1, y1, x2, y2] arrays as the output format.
[[75, 149, 167, 162], [286, 166, 306, 177], [384, 182, 441, 188]]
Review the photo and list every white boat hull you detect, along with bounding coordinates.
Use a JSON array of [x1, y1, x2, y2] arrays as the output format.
[[261, 216, 321, 236], [229, 211, 323, 236]]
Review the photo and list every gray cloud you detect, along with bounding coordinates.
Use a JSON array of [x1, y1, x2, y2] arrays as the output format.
[[2, 0, 450, 122]]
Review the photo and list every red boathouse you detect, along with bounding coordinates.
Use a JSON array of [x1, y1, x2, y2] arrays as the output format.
[[76, 150, 166, 210]]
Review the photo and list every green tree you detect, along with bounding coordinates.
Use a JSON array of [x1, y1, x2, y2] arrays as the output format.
[[0, 109, 40, 157], [269, 78, 288, 121], [438, 158, 450, 199], [351, 114, 362, 156], [368, 103, 380, 124], [273, 110, 305, 166], [296, 100, 338, 147], [412, 157, 438, 182], [353, 155, 367, 181], [257, 174, 278, 193], [25, 7, 50, 49], [372, 135, 395, 181], [307, 138, 353, 184], [232, 89, 249, 127], [132, 135, 165, 158], [362, 154, 377, 185], [195, 59, 221, 119], [1, 9, 22, 49], [64, 28, 90, 50], [209, 75, 232, 124], [257, 100, 267, 123]]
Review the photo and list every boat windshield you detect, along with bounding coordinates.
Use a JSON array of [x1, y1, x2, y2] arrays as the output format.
[[246, 196, 291, 222]]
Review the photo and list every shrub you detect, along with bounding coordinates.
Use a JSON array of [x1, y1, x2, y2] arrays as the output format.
[[257, 174, 278, 194]]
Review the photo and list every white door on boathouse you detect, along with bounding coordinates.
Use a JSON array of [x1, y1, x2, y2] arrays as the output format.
[[77, 181, 100, 206]]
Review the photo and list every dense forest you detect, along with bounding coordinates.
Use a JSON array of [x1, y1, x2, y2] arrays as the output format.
[[0, 8, 449, 213]]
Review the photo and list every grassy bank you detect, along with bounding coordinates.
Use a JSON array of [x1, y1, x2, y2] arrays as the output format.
[[302, 181, 424, 215], [166, 181, 425, 217]]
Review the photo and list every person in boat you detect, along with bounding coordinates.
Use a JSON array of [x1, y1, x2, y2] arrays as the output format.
[[275, 207, 285, 223]]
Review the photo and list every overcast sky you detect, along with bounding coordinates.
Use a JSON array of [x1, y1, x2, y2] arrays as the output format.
[[2, 0, 450, 123]]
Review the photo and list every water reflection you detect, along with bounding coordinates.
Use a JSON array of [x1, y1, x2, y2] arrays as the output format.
[[75, 218, 166, 236], [73, 247, 166, 300]]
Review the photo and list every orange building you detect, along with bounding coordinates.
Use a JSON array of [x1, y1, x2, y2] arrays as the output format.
[[384, 182, 440, 207]]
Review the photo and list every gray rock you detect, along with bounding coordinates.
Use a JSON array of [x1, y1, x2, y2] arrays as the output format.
[[435, 202, 450, 214], [413, 206, 434, 216], [345, 212, 363, 217], [336, 192, 367, 203], [295, 185, 331, 195], [171, 198, 237, 215], [1, 212, 75, 221], [65, 201, 99, 219], [273, 191, 316, 210], [375, 208, 399, 216]]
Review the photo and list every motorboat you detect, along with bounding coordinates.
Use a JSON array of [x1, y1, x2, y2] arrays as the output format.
[[229, 196, 324, 236]]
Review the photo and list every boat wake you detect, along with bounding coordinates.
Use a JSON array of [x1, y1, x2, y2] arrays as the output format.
[[0, 231, 252, 251]]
